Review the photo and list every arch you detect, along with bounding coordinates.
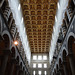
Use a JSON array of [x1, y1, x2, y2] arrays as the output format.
[[16, 56, 19, 64], [11, 47, 16, 58], [68, 35, 75, 59], [56, 64, 58, 73], [67, 34, 75, 75], [59, 58, 62, 67], [58, 58, 65, 75], [23, 67, 25, 71], [62, 50, 67, 62], [62, 49, 72, 75], [53, 72, 54, 75], [54, 69, 56, 75], [67, 32, 75, 44], [20, 62, 23, 69], [2, 34, 10, 49], [2, 30, 11, 48]]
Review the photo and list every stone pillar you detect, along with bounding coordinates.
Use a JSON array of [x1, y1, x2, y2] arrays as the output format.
[[23, 70, 25, 75], [54, 70, 56, 75], [9, 58, 16, 75], [18, 70, 23, 75], [68, 54, 75, 75], [59, 68, 64, 75], [0, 49, 10, 75], [0, 55, 8, 75], [15, 64, 21, 75], [56, 70, 60, 75], [63, 61, 68, 75]]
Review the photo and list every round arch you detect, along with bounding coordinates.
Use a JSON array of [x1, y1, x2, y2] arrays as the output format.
[[16, 56, 20, 64], [56, 64, 59, 73], [11, 47, 16, 58], [20, 62, 23, 70], [54, 69, 56, 75], [68, 35, 75, 59], [62, 49, 72, 75], [59, 58, 62, 67], [2, 30, 11, 48], [62, 50, 67, 62], [2, 34, 10, 49]]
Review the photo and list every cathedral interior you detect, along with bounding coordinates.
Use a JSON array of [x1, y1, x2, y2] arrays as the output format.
[[0, 0, 75, 75]]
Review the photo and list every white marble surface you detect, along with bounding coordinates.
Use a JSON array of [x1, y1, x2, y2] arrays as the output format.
[[8, 0, 31, 64], [49, 0, 69, 64]]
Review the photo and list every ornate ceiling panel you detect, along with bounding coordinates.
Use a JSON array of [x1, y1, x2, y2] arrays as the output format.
[[20, 0, 58, 53]]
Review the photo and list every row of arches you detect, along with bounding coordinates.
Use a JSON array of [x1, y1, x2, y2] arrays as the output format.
[[52, 34, 75, 75], [0, 4, 30, 75], [0, 31, 30, 75]]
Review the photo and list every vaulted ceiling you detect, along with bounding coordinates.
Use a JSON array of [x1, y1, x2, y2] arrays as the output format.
[[20, 0, 58, 53]]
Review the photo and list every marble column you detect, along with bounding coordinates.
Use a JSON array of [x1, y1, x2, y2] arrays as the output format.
[[59, 67, 64, 75], [18, 70, 23, 75], [23, 70, 25, 75], [0, 49, 11, 75], [15, 64, 20, 75], [9, 58, 16, 75], [0, 55, 8, 75], [63, 61, 68, 75], [56, 70, 60, 75], [68, 53, 75, 75]]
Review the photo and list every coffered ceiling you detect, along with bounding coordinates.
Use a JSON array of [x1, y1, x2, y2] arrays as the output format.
[[20, 0, 58, 53]]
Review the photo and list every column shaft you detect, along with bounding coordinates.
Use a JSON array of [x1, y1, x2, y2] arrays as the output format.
[[69, 56, 75, 75], [10, 63, 14, 75], [63, 62, 68, 75], [0, 55, 8, 75]]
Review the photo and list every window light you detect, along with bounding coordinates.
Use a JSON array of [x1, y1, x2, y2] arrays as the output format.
[[55, 16, 57, 22], [18, 4, 21, 11], [21, 17, 23, 24], [38, 55, 42, 60], [13, 40, 19, 46], [33, 71, 35, 75], [44, 71, 47, 75], [33, 55, 37, 60], [43, 55, 47, 60], [44, 63, 47, 68], [33, 63, 36, 68], [38, 71, 41, 75], [57, 2, 60, 9], [38, 63, 42, 68]]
